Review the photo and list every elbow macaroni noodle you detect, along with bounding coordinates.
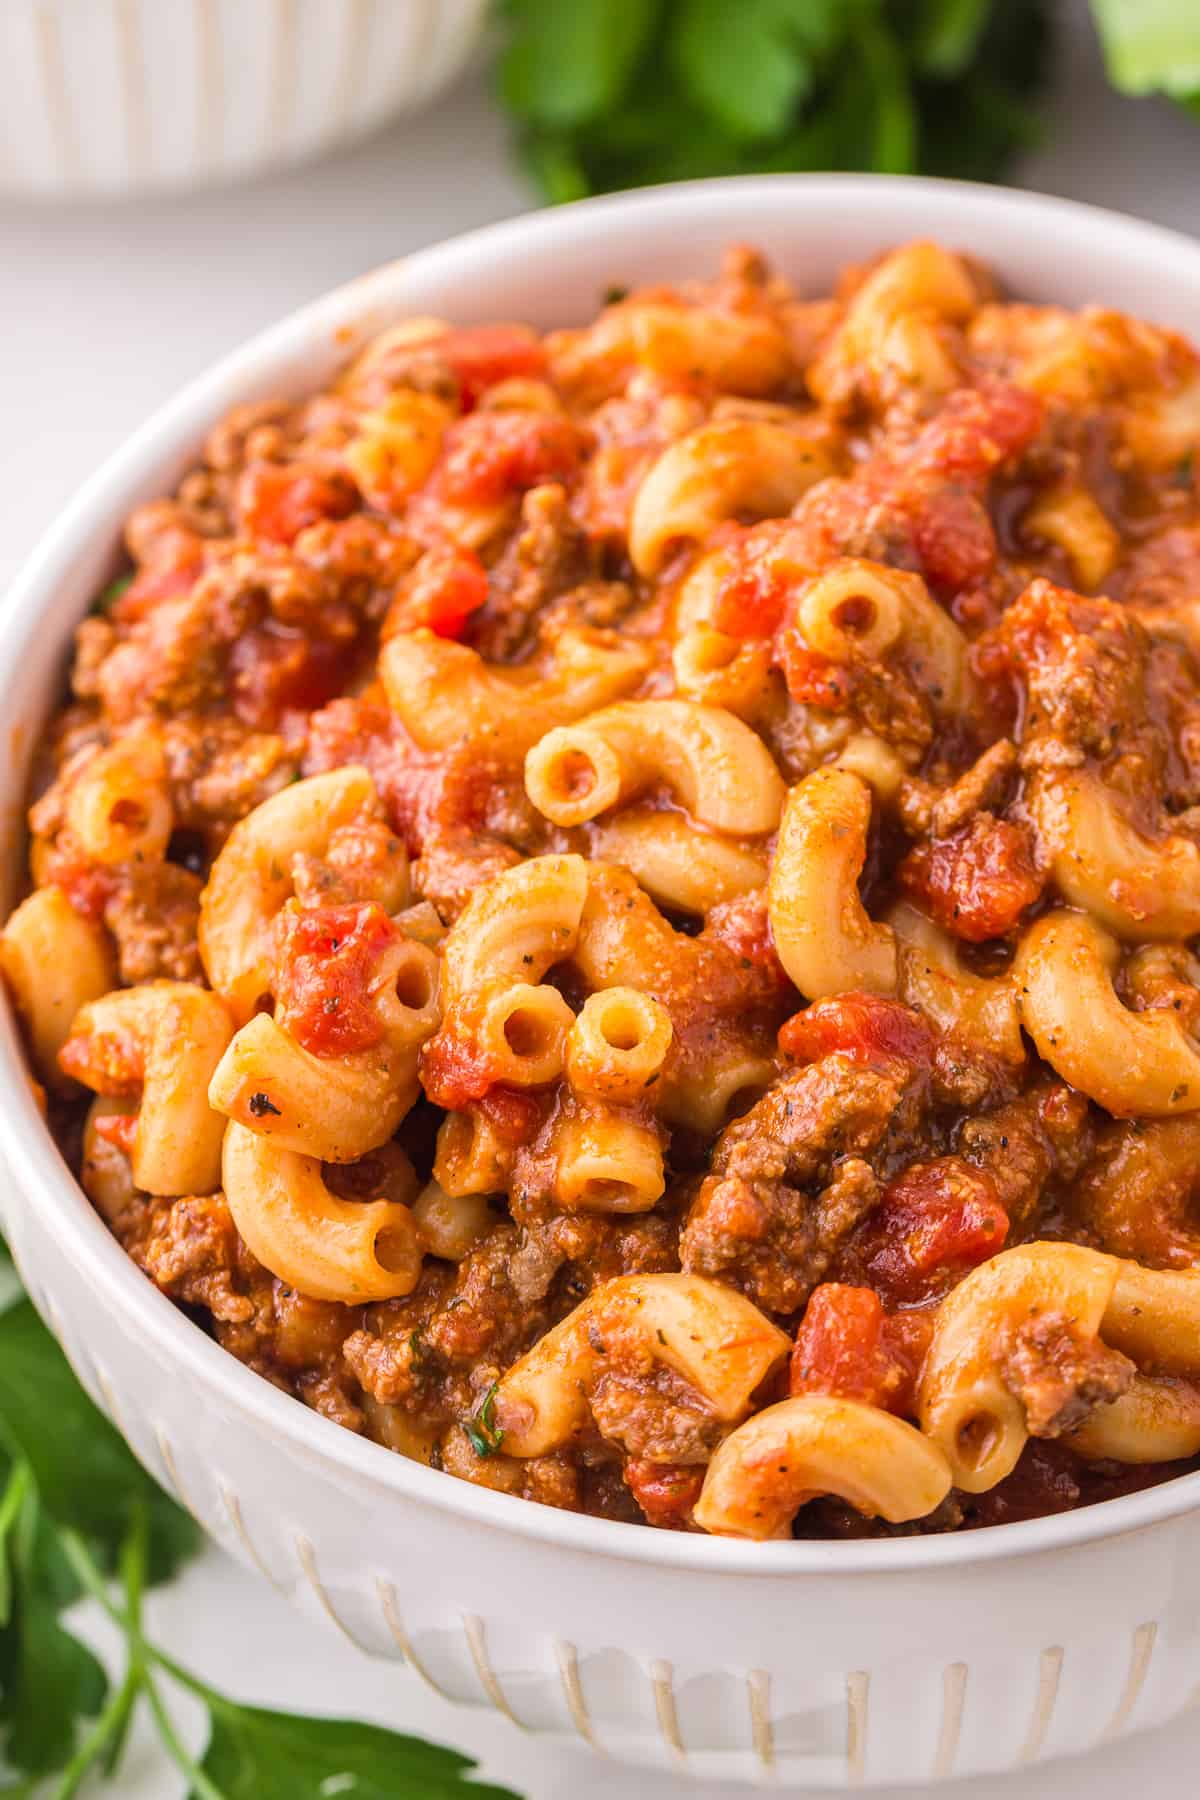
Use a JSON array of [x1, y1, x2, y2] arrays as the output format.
[[199, 766, 385, 1022], [222, 1122, 424, 1303], [694, 1396, 953, 1539], [586, 809, 768, 914], [381, 627, 650, 755], [66, 732, 173, 866], [525, 699, 785, 835], [565, 988, 673, 1100], [1014, 911, 1200, 1115], [60, 982, 234, 1196], [440, 853, 588, 1000], [1068, 1377, 1200, 1464], [629, 416, 835, 576], [1023, 483, 1120, 590], [889, 901, 1024, 1068], [769, 768, 898, 999], [1030, 768, 1200, 942], [551, 1104, 666, 1213], [918, 1242, 1121, 1492], [1, 887, 116, 1088], [494, 1273, 789, 1457], [12, 238, 1200, 1537]]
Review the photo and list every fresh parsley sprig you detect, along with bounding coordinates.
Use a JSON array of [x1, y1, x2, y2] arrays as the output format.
[[0, 1278, 520, 1798], [497, 0, 1052, 201], [496, 0, 1200, 203], [463, 1382, 506, 1460]]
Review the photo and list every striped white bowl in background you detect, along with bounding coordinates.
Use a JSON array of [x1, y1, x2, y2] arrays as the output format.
[[0, 0, 489, 199]]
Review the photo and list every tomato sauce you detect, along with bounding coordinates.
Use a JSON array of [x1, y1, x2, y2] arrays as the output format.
[[272, 902, 403, 1057], [789, 1284, 932, 1417]]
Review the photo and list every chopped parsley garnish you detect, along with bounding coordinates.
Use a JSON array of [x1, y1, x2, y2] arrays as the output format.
[[463, 1381, 506, 1459], [90, 573, 134, 615]]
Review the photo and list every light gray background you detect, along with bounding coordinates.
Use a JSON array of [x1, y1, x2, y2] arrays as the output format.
[[3, 3, 1199, 1793]]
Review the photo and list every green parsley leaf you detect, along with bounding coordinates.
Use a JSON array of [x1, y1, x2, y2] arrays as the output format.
[[499, 0, 661, 129], [90, 574, 133, 616], [196, 1701, 522, 1799], [0, 1462, 31, 1627], [0, 1301, 200, 1584], [516, 133, 592, 206], [0, 1495, 108, 1777], [462, 1381, 505, 1459], [671, 0, 844, 143], [913, 0, 1050, 182], [860, 19, 917, 172], [1090, 0, 1200, 99], [910, 0, 991, 76]]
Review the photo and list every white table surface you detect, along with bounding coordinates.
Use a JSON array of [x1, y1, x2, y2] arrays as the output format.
[[4, 5, 1200, 1794]]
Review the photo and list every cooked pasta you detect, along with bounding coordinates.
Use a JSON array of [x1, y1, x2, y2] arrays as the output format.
[[565, 987, 673, 1100], [768, 767, 898, 999], [222, 1123, 424, 1303], [694, 1396, 953, 1539], [10, 239, 1200, 1537], [1, 887, 116, 1088], [59, 982, 234, 1195]]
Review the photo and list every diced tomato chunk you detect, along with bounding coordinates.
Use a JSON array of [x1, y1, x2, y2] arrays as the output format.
[[775, 630, 855, 708], [787, 383, 1042, 602], [704, 891, 791, 991], [59, 1023, 143, 1095], [115, 551, 204, 622], [625, 1459, 704, 1530], [476, 1083, 545, 1144], [304, 696, 434, 847], [899, 815, 1042, 943], [713, 563, 789, 639], [910, 382, 1044, 484], [390, 543, 489, 640], [789, 1283, 931, 1418], [47, 863, 118, 925], [273, 901, 403, 1057], [968, 636, 1021, 734], [419, 1012, 507, 1110], [910, 488, 996, 592], [234, 463, 356, 546], [229, 626, 355, 729], [790, 1284, 884, 1403], [435, 413, 581, 507], [779, 994, 934, 1071], [438, 325, 548, 410], [860, 1157, 1009, 1304], [710, 521, 808, 639], [93, 1112, 138, 1157]]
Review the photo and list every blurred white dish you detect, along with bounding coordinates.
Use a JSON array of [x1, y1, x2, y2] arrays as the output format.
[[0, 0, 488, 199], [5, 176, 1200, 1788]]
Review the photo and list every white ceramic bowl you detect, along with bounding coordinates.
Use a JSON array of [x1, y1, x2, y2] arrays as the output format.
[[5, 176, 1200, 1789], [0, 0, 488, 199]]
